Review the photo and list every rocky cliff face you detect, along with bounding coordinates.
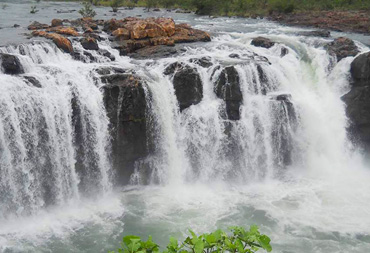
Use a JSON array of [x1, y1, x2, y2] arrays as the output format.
[[343, 52, 370, 152], [101, 73, 148, 184]]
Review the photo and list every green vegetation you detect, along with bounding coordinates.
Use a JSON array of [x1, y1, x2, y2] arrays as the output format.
[[47, 0, 370, 17], [110, 226, 272, 253], [30, 5, 39, 14], [79, 1, 97, 17], [111, 0, 121, 12]]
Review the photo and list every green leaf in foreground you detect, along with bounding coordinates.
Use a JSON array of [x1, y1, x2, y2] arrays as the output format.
[[111, 225, 272, 253]]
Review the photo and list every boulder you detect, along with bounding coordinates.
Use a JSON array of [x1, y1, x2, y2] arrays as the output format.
[[281, 47, 289, 57], [80, 37, 99, 50], [171, 24, 211, 43], [128, 45, 180, 59], [350, 52, 370, 87], [251, 37, 275, 49], [23, 76, 42, 88], [342, 86, 370, 150], [112, 27, 130, 40], [98, 49, 115, 61], [214, 66, 243, 120], [156, 17, 175, 36], [27, 21, 49, 30], [0, 53, 24, 75], [46, 26, 79, 36], [325, 37, 359, 62], [189, 56, 213, 68], [342, 52, 370, 152], [164, 63, 203, 111], [32, 31, 74, 54], [51, 19, 63, 27], [102, 74, 148, 184]]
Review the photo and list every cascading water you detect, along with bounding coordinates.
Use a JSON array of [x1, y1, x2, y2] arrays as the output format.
[[0, 4, 370, 252], [0, 42, 113, 218]]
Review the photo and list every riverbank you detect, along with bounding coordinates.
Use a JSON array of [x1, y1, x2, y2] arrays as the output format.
[[269, 10, 370, 35]]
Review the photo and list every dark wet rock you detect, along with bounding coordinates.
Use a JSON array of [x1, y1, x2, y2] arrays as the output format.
[[325, 37, 359, 62], [251, 37, 275, 49], [28, 21, 49, 30], [98, 49, 115, 61], [0, 53, 24, 75], [102, 74, 148, 184], [72, 51, 96, 63], [13, 24, 20, 28], [189, 56, 213, 68], [342, 52, 370, 153], [80, 37, 99, 50], [51, 19, 63, 27], [165, 63, 203, 111], [84, 32, 103, 41], [174, 66, 203, 111], [164, 61, 185, 75], [23, 76, 41, 88], [350, 52, 370, 87], [299, 30, 330, 37], [153, 8, 160, 12], [342, 86, 370, 152], [229, 53, 240, 59], [281, 47, 289, 57], [95, 66, 125, 75], [127, 45, 180, 59], [215, 66, 242, 120]]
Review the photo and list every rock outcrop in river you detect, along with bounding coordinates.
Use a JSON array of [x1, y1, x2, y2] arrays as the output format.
[[29, 17, 211, 58], [343, 52, 370, 153]]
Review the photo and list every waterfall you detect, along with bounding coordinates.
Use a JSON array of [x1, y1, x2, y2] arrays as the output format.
[[0, 42, 112, 218], [130, 34, 357, 186], [0, 19, 369, 253]]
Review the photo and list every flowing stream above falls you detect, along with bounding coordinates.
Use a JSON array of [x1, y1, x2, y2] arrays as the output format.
[[1, 2, 370, 253]]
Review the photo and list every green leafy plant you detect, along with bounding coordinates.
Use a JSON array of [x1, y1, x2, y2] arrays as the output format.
[[79, 0, 97, 17], [110, 226, 272, 253], [111, 0, 121, 12], [30, 5, 38, 14]]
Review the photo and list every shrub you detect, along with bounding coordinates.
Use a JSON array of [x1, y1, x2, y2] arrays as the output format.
[[30, 5, 38, 14], [79, 1, 97, 18], [268, 0, 295, 14], [111, 0, 121, 12], [110, 225, 272, 253]]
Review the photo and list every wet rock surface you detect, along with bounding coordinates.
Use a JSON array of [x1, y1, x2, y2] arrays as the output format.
[[164, 62, 203, 111], [101, 73, 148, 184], [251, 37, 275, 49], [343, 52, 370, 153], [214, 66, 243, 120], [80, 37, 99, 50], [0, 53, 24, 75], [325, 37, 359, 62]]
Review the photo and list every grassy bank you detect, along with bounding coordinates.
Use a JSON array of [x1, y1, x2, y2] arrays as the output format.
[[48, 0, 370, 17]]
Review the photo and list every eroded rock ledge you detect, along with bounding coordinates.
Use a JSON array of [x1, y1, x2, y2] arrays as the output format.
[[27, 17, 211, 57]]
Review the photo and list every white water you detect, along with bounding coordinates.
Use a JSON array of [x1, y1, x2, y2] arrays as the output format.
[[0, 10, 370, 253], [0, 43, 112, 219]]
